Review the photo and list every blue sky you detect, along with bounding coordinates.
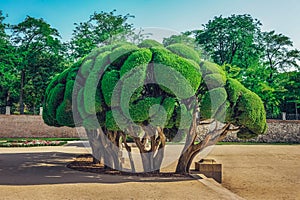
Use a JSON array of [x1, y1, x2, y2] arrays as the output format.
[[0, 0, 299, 48]]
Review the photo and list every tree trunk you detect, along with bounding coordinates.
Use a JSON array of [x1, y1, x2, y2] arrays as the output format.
[[176, 105, 198, 174], [175, 144, 194, 174], [19, 70, 25, 114], [296, 102, 298, 120], [121, 133, 136, 172], [98, 131, 113, 169], [154, 127, 166, 171], [100, 130, 120, 169], [86, 129, 102, 164], [176, 123, 231, 174]]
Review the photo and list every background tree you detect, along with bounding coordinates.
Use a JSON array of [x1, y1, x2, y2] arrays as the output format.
[[0, 11, 18, 111], [195, 14, 300, 118], [261, 31, 300, 76], [10, 16, 64, 114], [279, 71, 300, 119], [43, 41, 267, 174], [69, 10, 135, 60], [195, 14, 262, 69]]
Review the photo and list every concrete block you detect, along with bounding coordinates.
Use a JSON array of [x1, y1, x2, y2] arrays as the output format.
[[195, 158, 222, 183]]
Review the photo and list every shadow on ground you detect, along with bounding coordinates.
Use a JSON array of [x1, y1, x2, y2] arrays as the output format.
[[0, 152, 191, 185]]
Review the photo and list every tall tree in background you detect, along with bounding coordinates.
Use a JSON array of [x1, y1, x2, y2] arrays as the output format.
[[0, 11, 18, 109], [248, 31, 300, 116], [69, 10, 135, 60], [195, 14, 262, 69], [278, 71, 300, 119], [10, 16, 64, 114], [195, 14, 300, 117], [261, 30, 300, 81]]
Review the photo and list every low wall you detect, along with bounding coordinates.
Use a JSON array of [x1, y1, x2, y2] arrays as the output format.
[[223, 120, 300, 143], [0, 115, 79, 138], [0, 115, 299, 143]]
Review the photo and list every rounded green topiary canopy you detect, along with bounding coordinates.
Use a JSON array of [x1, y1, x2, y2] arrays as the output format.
[[43, 41, 267, 139]]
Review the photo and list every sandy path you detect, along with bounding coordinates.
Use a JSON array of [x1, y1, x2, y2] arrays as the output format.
[[0, 144, 242, 200], [207, 145, 300, 200], [0, 144, 299, 199]]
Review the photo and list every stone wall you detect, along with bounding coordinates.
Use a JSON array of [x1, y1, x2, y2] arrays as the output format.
[[0, 115, 299, 143], [222, 120, 300, 143], [0, 115, 80, 138]]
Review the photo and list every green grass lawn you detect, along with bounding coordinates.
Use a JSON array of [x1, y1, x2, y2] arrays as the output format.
[[216, 141, 299, 145]]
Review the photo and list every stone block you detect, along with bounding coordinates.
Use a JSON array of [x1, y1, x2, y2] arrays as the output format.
[[195, 158, 222, 183]]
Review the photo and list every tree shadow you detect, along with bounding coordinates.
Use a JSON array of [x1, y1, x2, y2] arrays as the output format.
[[0, 152, 191, 185]]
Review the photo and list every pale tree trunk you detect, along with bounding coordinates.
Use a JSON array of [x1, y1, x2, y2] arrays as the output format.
[[98, 129, 121, 169], [153, 127, 166, 171], [129, 126, 166, 173], [121, 132, 136, 172], [86, 129, 102, 164]]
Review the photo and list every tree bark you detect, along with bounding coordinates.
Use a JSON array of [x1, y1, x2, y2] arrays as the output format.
[[19, 69, 25, 114], [121, 132, 136, 172], [86, 129, 102, 164], [176, 105, 198, 174], [176, 120, 231, 174], [154, 127, 166, 171]]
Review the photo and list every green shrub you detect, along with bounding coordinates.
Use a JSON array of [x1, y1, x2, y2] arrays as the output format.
[[105, 110, 128, 131], [64, 80, 75, 101], [80, 59, 93, 78], [77, 88, 89, 119], [43, 42, 267, 144], [45, 74, 59, 96], [109, 44, 138, 69], [175, 104, 192, 130], [56, 100, 75, 127], [93, 51, 111, 73], [200, 87, 227, 119], [151, 97, 176, 127], [236, 90, 267, 135], [200, 61, 225, 77], [57, 67, 71, 84], [225, 78, 247, 105], [129, 97, 162, 123], [101, 70, 120, 106], [45, 83, 65, 125], [120, 65, 147, 114], [120, 48, 152, 77], [66, 59, 83, 81], [203, 73, 226, 89], [138, 39, 163, 48], [166, 43, 200, 63], [151, 47, 201, 98], [83, 52, 109, 114]]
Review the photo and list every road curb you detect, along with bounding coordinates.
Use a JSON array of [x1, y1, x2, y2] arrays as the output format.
[[190, 174, 245, 200]]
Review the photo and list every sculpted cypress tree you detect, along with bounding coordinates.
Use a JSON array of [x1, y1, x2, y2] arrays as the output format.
[[43, 40, 267, 174]]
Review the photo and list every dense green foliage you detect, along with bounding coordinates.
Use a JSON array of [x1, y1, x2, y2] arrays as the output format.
[[43, 42, 267, 140], [42, 41, 268, 174], [0, 10, 298, 119], [166, 43, 201, 63], [69, 10, 135, 60], [195, 14, 300, 117], [138, 39, 164, 48]]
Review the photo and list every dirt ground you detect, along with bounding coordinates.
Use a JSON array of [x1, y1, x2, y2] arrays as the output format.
[[0, 144, 299, 200], [208, 145, 300, 200]]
